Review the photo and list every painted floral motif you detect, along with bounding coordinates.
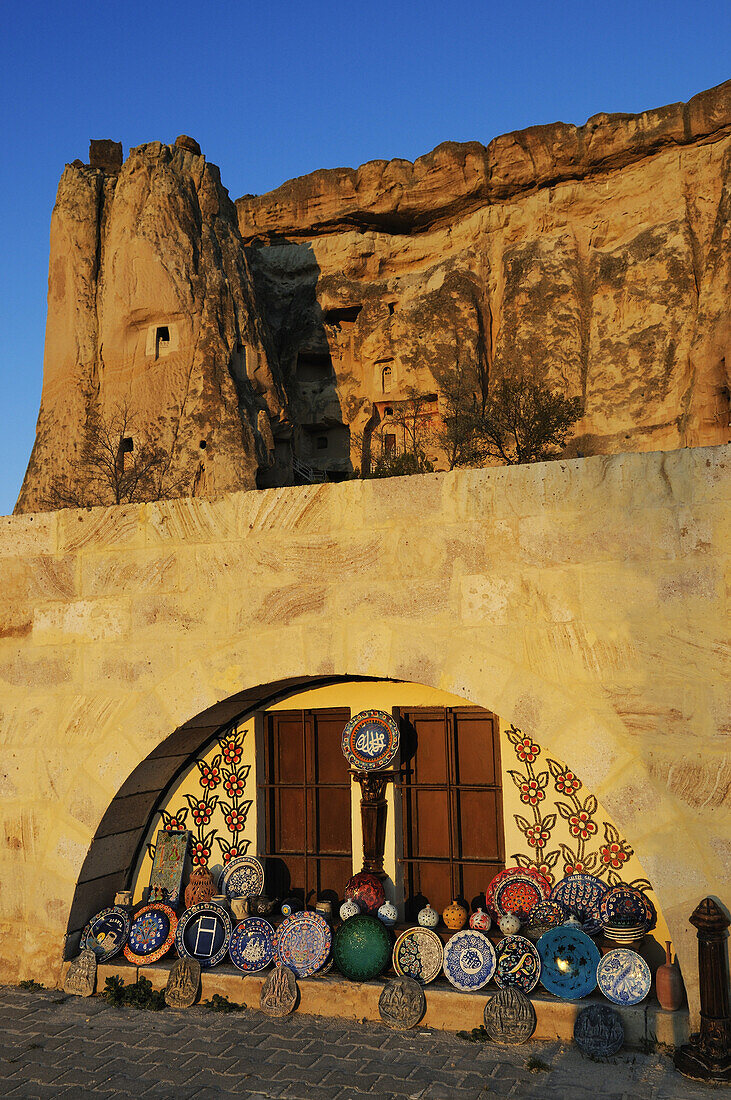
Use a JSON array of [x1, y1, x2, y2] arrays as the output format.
[[505, 724, 647, 890], [146, 726, 252, 871]]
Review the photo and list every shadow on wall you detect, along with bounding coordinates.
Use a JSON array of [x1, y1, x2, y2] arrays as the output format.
[[247, 239, 353, 488]]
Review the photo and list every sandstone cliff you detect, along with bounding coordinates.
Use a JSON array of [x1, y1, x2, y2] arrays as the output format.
[[16, 136, 283, 514], [237, 79, 731, 470]]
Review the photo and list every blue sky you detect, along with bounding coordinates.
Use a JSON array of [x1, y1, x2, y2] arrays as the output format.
[[0, 0, 728, 514]]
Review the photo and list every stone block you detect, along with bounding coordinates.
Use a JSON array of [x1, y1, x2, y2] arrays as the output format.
[[645, 1004, 689, 1049], [33, 599, 130, 645], [81, 550, 178, 597], [0, 513, 56, 558], [57, 505, 144, 553]]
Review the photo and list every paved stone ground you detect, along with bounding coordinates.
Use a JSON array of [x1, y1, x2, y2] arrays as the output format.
[[0, 986, 723, 1099]]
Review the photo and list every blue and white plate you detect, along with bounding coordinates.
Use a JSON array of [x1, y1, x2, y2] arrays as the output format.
[[276, 912, 331, 978], [81, 907, 130, 962], [175, 903, 232, 968], [597, 949, 651, 1006], [443, 929, 496, 992], [494, 935, 541, 994], [551, 874, 608, 936], [229, 918, 276, 974], [537, 927, 600, 1000], [218, 856, 264, 901]]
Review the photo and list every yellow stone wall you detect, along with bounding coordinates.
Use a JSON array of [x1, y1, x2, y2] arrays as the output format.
[[0, 446, 728, 1028]]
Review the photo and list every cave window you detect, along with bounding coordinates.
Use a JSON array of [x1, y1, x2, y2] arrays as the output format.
[[384, 433, 396, 455], [316, 435, 328, 451], [323, 305, 362, 326], [297, 352, 334, 383], [382, 365, 393, 393], [155, 326, 170, 359], [384, 406, 393, 417], [388, 302, 396, 315]]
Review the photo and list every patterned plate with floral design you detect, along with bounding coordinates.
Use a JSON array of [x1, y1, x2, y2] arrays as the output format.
[[443, 930, 496, 992], [81, 906, 131, 963], [598, 886, 655, 932], [124, 903, 178, 965], [276, 912, 332, 978], [392, 928, 444, 985], [217, 856, 264, 901], [229, 917, 276, 973], [536, 927, 600, 1000], [597, 948, 651, 1005], [551, 874, 608, 936], [494, 935, 541, 994], [486, 867, 552, 921], [527, 900, 567, 929]]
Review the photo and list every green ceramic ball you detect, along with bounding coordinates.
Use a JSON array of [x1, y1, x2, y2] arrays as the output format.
[[333, 914, 392, 980]]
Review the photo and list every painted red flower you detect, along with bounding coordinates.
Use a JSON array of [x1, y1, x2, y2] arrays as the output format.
[[516, 737, 540, 763], [191, 800, 213, 827], [199, 762, 221, 790], [221, 739, 243, 766], [224, 807, 247, 833], [519, 779, 545, 806], [191, 841, 211, 867], [564, 861, 586, 876], [568, 811, 597, 840], [526, 824, 550, 849], [555, 771, 581, 795], [600, 842, 629, 869], [164, 817, 184, 831], [535, 863, 555, 884], [224, 772, 246, 799]]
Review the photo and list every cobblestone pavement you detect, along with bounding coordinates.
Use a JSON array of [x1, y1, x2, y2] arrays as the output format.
[[0, 986, 723, 1099]]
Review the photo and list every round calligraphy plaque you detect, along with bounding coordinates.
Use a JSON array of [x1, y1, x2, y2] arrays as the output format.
[[574, 1004, 624, 1058], [341, 710, 399, 771], [379, 977, 426, 1030], [483, 987, 537, 1044]]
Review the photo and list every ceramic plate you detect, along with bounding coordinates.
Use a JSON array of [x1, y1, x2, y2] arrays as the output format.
[[392, 928, 444, 985], [217, 856, 265, 901], [124, 903, 177, 965], [81, 906, 131, 962], [494, 935, 541, 994], [276, 912, 332, 978], [536, 927, 600, 1000], [527, 900, 567, 929], [341, 709, 400, 771], [175, 903, 232, 968], [551, 874, 608, 936], [486, 867, 552, 921], [228, 917, 275, 973], [598, 886, 655, 932], [443, 929, 496, 992], [597, 948, 651, 1006]]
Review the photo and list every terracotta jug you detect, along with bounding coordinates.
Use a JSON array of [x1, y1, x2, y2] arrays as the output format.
[[656, 941, 684, 1011], [184, 865, 215, 908]]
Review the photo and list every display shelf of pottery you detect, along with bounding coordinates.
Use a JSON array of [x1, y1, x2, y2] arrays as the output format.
[[656, 941, 685, 1010], [443, 899, 468, 931], [417, 904, 439, 928]]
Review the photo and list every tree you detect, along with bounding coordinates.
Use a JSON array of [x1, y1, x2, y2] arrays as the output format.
[[432, 360, 486, 470], [474, 372, 583, 465], [365, 389, 436, 479], [43, 402, 192, 508]]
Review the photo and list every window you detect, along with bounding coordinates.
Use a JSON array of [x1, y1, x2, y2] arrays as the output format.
[[382, 365, 393, 392], [155, 326, 170, 359], [398, 707, 504, 917], [260, 710, 353, 903], [384, 407, 393, 417], [384, 433, 396, 455], [316, 436, 328, 451]]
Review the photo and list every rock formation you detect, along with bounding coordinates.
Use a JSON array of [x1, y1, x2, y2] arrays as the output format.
[[16, 82, 731, 512], [16, 136, 283, 513]]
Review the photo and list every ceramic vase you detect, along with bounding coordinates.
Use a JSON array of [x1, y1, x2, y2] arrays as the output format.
[[443, 899, 468, 931], [281, 897, 302, 917], [417, 904, 439, 928], [469, 907, 491, 933], [498, 913, 521, 935], [377, 900, 398, 927], [184, 865, 215, 908], [339, 898, 360, 921], [656, 942, 684, 1011]]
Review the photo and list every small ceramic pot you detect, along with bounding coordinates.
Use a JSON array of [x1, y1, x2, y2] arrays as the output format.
[[377, 900, 398, 927], [563, 914, 582, 929], [281, 897, 302, 917], [184, 865, 215, 909], [656, 941, 685, 1011], [417, 904, 439, 928], [443, 899, 468, 931], [315, 900, 333, 924], [230, 898, 248, 921], [469, 907, 491, 933], [498, 913, 521, 935], [247, 894, 276, 917], [339, 898, 360, 921], [114, 890, 134, 909]]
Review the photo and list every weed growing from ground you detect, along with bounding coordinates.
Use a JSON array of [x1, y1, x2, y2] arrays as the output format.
[[102, 975, 165, 1011]]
